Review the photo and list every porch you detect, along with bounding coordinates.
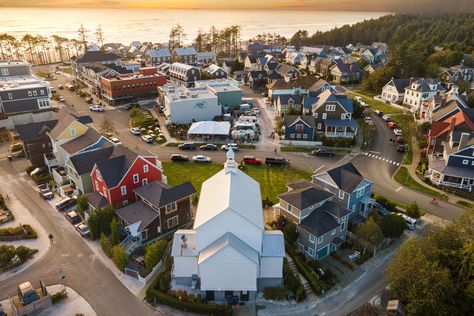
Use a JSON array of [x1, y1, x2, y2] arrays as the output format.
[[44, 153, 59, 169], [52, 167, 69, 186], [324, 119, 358, 138]]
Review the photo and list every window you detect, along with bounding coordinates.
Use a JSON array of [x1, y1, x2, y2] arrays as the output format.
[[317, 236, 323, 244], [290, 133, 295, 139], [96, 170, 102, 180], [332, 228, 336, 235], [95, 181, 99, 191], [142, 178, 148, 186], [314, 113, 318, 118], [28, 91, 32, 96], [307, 247, 314, 257], [166, 202, 177, 214], [103, 187, 107, 197], [463, 160, 468, 165], [295, 124, 304, 133], [303, 134, 308, 139], [123, 200, 128, 206], [40, 90, 44, 95], [325, 104, 336, 111], [7, 93, 12, 99], [340, 221, 346, 232], [317, 123, 322, 130], [157, 226, 161, 234], [338, 190, 344, 199], [143, 165, 149, 173], [133, 174, 139, 183], [33, 90, 37, 96], [167, 215, 179, 228], [1, 68, 9, 76], [341, 113, 346, 119], [70, 128, 76, 137], [309, 234, 315, 243], [120, 186, 127, 196], [322, 113, 327, 119], [141, 229, 148, 240]]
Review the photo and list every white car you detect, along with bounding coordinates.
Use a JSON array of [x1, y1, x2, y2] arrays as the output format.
[[221, 143, 239, 151], [59, 96, 65, 102], [364, 116, 373, 124], [75, 223, 90, 237], [89, 105, 104, 112], [110, 137, 121, 145], [393, 129, 403, 136], [130, 127, 141, 135], [253, 108, 260, 114], [382, 115, 392, 122], [141, 135, 153, 143], [192, 155, 211, 163]]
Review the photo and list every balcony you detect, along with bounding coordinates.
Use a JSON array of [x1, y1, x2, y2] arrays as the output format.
[[325, 132, 356, 138], [44, 153, 59, 168], [52, 167, 69, 186]]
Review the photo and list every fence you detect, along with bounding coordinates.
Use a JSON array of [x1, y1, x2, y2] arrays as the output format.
[[9, 280, 52, 316]]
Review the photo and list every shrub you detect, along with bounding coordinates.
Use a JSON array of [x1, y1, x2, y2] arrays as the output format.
[[110, 218, 121, 246], [87, 205, 117, 239], [51, 291, 67, 304], [158, 271, 171, 292], [0, 224, 37, 239], [15, 245, 38, 262], [111, 245, 128, 272], [144, 239, 168, 271], [330, 252, 355, 270], [380, 214, 407, 238], [286, 242, 323, 295], [76, 195, 88, 218], [406, 202, 421, 219], [100, 233, 113, 258], [264, 287, 287, 300]]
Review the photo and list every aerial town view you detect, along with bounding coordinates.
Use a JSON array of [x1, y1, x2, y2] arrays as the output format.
[[0, 1, 473, 315]]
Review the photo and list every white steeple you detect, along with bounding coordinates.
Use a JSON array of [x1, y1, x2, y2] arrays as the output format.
[[224, 149, 237, 173]]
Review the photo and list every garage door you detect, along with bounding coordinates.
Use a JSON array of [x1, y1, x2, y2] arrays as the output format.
[[317, 245, 329, 259]]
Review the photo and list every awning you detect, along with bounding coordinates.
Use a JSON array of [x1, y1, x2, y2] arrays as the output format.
[[361, 195, 372, 205]]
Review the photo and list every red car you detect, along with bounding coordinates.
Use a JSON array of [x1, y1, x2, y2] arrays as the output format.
[[387, 122, 398, 129], [242, 156, 262, 165]]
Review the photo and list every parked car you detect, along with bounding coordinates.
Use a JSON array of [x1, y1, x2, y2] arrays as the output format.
[[399, 213, 417, 230], [382, 114, 392, 122], [395, 136, 404, 144], [242, 156, 262, 165], [265, 157, 290, 166], [130, 127, 141, 135], [86, 97, 93, 104], [311, 148, 335, 157], [65, 210, 81, 224], [253, 108, 260, 114], [192, 155, 211, 163], [75, 223, 90, 237], [50, 87, 56, 93], [364, 116, 373, 124], [171, 154, 189, 162], [17, 282, 39, 306], [372, 202, 389, 216], [57, 84, 64, 90], [89, 104, 104, 112], [387, 121, 397, 129], [221, 143, 239, 151], [59, 96, 65, 102], [55, 197, 75, 212], [200, 144, 218, 151], [375, 109, 383, 116], [397, 144, 406, 153], [0, 303, 6, 316], [30, 166, 47, 177], [393, 129, 403, 136], [39, 188, 54, 200], [125, 103, 138, 110], [178, 142, 196, 150], [66, 84, 74, 91], [141, 135, 153, 143], [109, 137, 121, 145]]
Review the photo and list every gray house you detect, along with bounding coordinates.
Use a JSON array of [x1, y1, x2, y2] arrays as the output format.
[[146, 48, 171, 66], [276, 180, 350, 260]]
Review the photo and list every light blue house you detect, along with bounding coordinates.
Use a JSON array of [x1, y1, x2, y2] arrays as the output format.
[[312, 162, 373, 220]]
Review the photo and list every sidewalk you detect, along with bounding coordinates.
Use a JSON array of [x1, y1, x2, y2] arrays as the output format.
[[405, 138, 472, 205]]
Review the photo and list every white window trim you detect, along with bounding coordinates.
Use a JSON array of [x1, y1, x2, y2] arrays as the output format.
[[120, 186, 127, 196], [142, 178, 148, 186], [133, 174, 139, 184], [462, 160, 468, 165], [322, 113, 327, 119], [309, 234, 315, 244], [167, 215, 179, 228], [338, 190, 344, 199], [141, 229, 148, 240], [143, 165, 149, 173], [317, 236, 323, 244], [331, 229, 336, 235], [307, 247, 314, 257]]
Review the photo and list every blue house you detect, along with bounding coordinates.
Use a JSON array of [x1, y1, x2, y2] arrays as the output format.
[[312, 162, 373, 220], [283, 115, 315, 141]]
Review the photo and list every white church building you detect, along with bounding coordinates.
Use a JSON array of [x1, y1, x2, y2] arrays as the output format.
[[171, 150, 285, 302]]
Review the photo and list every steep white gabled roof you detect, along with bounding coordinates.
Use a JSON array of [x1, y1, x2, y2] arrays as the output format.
[[193, 150, 265, 230]]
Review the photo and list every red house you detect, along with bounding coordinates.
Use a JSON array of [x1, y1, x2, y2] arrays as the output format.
[[89, 146, 164, 207]]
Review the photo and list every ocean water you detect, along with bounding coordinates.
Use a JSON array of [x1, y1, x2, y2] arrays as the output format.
[[0, 8, 388, 44]]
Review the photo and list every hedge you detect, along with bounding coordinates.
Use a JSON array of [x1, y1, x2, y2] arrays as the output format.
[[0, 224, 37, 239], [285, 241, 323, 295], [146, 288, 232, 315]]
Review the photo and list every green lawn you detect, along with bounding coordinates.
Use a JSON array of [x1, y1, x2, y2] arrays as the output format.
[[347, 90, 404, 114], [394, 166, 442, 198], [281, 146, 313, 153], [162, 162, 311, 205]]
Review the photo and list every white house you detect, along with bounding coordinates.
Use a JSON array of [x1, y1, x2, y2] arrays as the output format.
[[171, 150, 285, 303], [381, 78, 410, 103], [403, 78, 446, 111]]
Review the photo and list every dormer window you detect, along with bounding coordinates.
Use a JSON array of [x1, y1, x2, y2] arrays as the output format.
[[338, 190, 344, 199]]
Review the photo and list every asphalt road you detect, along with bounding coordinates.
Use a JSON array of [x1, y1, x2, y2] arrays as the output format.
[[0, 159, 156, 316]]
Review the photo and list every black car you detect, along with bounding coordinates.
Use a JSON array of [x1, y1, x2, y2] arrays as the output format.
[[397, 144, 406, 153], [171, 154, 189, 162], [311, 148, 335, 157], [200, 144, 218, 151], [265, 157, 290, 166], [178, 142, 196, 150]]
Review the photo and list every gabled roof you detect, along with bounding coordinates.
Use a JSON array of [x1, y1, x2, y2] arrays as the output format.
[[308, 79, 332, 92], [94, 145, 139, 188], [325, 162, 364, 193], [246, 55, 257, 63], [300, 208, 339, 237], [283, 115, 316, 129], [147, 48, 171, 58], [69, 142, 115, 175], [275, 64, 300, 76], [331, 61, 363, 74], [174, 47, 197, 56], [206, 64, 226, 75], [303, 96, 317, 109], [85, 191, 108, 210], [248, 70, 267, 79], [320, 200, 351, 218], [115, 200, 158, 232], [49, 107, 93, 139], [76, 50, 119, 63], [385, 78, 411, 93], [60, 128, 102, 154], [429, 110, 474, 139], [313, 90, 353, 113], [198, 232, 259, 265], [278, 94, 302, 105], [16, 120, 58, 142], [134, 180, 196, 208], [278, 180, 333, 209], [325, 119, 358, 128]]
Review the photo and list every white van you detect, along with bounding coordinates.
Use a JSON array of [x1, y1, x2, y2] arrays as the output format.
[[400, 213, 417, 230]]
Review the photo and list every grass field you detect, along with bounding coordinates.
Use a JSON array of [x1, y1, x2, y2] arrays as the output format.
[[347, 90, 404, 114], [394, 166, 442, 198], [162, 162, 311, 205]]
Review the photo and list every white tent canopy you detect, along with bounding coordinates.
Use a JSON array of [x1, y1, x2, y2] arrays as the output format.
[[188, 121, 230, 136]]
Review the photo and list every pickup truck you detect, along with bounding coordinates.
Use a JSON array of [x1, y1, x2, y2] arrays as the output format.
[[265, 157, 290, 166]]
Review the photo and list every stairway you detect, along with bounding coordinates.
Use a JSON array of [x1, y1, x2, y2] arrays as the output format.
[[285, 254, 312, 295]]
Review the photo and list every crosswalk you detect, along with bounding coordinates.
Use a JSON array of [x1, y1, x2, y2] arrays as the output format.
[[364, 152, 400, 166]]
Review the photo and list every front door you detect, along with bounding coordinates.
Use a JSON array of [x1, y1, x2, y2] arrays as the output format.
[[206, 290, 215, 301]]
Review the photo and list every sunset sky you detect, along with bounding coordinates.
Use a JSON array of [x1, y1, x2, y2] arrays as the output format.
[[1, 0, 473, 12]]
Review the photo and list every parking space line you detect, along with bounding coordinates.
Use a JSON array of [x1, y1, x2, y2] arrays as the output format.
[[395, 186, 403, 192]]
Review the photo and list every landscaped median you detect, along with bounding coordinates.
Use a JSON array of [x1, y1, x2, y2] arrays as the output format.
[[0, 244, 38, 273], [0, 224, 37, 241], [393, 166, 444, 199]]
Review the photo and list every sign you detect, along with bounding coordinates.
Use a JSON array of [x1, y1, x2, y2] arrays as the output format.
[[193, 101, 207, 109]]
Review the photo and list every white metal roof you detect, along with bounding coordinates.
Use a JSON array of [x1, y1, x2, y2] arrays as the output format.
[[193, 151, 265, 231], [198, 232, 259, 264], [261, 231, 285, 257], [188, 121, 230, 136]]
